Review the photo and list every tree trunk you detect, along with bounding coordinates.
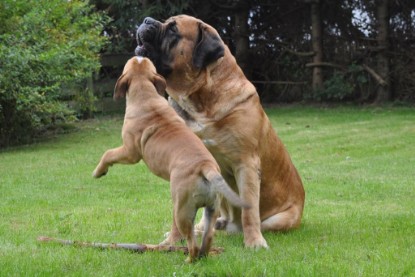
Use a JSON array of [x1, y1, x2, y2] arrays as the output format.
[[310, 0, 323, 91], [375, 0, 391, 103], [234, 3, 251, 79], [139, 0, 148, 9]]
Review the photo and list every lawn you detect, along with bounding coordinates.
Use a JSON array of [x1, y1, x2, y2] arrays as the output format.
[[1, 106, 414, 276]]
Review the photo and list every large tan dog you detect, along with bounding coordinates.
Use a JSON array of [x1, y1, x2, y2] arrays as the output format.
[[92, 57, 248, 262], [135, 15, 305, 249]]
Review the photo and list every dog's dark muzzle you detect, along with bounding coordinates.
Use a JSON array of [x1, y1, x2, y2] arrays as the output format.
[[135, 17, 161, 56]]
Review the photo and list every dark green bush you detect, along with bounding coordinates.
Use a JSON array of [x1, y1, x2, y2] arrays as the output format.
[[309, 73, 354, 102], [0, 0, 108, 147]]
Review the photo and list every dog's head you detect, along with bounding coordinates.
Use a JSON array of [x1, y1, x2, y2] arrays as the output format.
[[135, 15, 225, 78], [114, 56, 166, 100]]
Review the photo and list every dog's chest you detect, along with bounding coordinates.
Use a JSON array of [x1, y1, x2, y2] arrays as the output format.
[[169, 96, 208, 132], [168, 96, 222, 148]]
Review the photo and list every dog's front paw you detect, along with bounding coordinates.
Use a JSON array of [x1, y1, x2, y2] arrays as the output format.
[[214, 218, 228, 230], [244, 235, 269, 250], [92, 168, 108, 178]]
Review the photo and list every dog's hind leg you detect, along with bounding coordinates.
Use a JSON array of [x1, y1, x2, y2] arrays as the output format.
[[199, 206, 218, 258], [261, 204, 303, 231], [195, 197, 227, 235], [168, 177, 199, 262], [159, 214, 184, 246], [175, 207, 199, 263]]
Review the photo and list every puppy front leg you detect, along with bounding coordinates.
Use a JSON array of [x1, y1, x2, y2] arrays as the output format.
[[93, 146, 141, 178]]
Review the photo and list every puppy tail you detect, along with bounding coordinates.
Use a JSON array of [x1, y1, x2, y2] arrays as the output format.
[[204, 170, 250, 209]]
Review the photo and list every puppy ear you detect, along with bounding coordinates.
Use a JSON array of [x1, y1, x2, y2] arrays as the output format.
[[113, 73, 129, 100], [192, 23, 225, 70], [153, 73, 166, 96]]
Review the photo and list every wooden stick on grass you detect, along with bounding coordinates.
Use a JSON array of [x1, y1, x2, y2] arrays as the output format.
[[37, 236, 224, 255]]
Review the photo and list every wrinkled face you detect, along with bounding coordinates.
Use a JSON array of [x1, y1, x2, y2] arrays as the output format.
[[123, 56, 157, 77], [113, 57, 166, 100], [135, 15, 225, 78]]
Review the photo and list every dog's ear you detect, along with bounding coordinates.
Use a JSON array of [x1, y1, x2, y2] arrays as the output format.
[[153, 73, 166, 96], [114, 73, 129, 100], [192, 23, 225, 70]]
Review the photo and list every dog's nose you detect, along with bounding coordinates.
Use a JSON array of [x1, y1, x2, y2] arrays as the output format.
[[143, 17, 156, 25]]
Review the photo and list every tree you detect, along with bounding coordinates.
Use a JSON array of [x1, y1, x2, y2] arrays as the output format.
[[233, 2, 251, 78], [207, 1, 251, 78], [90, 0, 191, 54], [375, 0, 391, 102], [308, 0, 324, 91], [91, 0, 415, 103], [0, 0, 108, 147]]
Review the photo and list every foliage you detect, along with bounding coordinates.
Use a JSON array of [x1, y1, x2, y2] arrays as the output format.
[[1, 108, 414, 275], [90, 0, 190, 54], [74, 88, 97, 119], [309, 73, 354, 101], [92, 0, 415, 103], [0, 0, 108, 147]]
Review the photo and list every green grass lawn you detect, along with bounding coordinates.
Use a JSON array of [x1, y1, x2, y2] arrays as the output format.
[[1, 106, 414, 276]]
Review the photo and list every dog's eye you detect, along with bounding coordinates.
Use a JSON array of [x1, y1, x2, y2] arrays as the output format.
[[162, 22, 180, 51], [167, 23, 178, 35]]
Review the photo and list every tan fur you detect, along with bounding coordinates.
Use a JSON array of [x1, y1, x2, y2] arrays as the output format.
[[150, 15, 306, 249], [92, 57, 247, 262]]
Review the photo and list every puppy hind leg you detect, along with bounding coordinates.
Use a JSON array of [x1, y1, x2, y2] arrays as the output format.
[[195, 195, 228, 235], [176, 211, 199, 263], [159, 213, 184, 246], [170, 182, 199, 262], [199, 206, 218, 258]]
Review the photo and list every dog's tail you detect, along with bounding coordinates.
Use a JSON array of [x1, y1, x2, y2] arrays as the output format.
[[203, 169, 250, 209]]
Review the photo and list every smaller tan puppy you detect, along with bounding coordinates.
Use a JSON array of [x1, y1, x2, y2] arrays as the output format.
[[92, 57, 248, 262]]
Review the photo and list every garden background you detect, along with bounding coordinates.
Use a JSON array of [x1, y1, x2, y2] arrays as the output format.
[[0, 1, 414, 275]]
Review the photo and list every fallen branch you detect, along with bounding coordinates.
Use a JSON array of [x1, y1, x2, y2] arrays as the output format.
[[361, 64, 387, 86], [252, 80, 307, 85], [37, 236, 224, 255], [283, 48, 315, 57], [305, 62, 347, 71]]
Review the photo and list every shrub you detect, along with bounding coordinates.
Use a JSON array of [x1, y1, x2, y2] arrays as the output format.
[[310, 73, 354, 102], [0, 0, 108, 147]]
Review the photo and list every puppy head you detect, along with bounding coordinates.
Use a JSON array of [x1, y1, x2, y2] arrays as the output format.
[[114, 56, 166, 100]]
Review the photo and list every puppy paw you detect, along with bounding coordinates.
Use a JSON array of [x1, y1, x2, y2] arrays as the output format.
[[158, 238, 172, 246], [185, 256, 196, 263], [159, 233, 183, 246], [92, 168, 107, 178]]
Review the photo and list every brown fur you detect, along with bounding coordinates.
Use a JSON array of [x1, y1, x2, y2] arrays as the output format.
[[135, 15, 306, 249], [92, 57, 248, 261]]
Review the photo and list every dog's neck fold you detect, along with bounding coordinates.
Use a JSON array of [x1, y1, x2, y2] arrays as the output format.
[[125, 81, 163, 119]]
